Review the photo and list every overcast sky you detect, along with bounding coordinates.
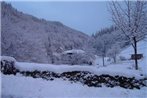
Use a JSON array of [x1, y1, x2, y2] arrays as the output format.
[[9, 1, 112, 35]]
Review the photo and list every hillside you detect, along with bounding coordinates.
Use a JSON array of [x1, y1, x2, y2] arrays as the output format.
[[93, 26, 130, 49], [1, 2, 93, 63], [119, 37, 147, 76]]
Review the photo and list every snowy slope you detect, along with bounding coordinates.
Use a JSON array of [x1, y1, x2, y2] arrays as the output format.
[[119, 39, 147, 60], [2, 74, 147, 98], [1, 2, 93, 63], [119, 37, 147, 76]]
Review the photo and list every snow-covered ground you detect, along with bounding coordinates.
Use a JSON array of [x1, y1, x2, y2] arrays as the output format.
[[14, 61, 144, 79], [95, 37, 147, 75], [1, 38, 147, 98], [1, 60, 147, 98], [118, 38, 147, 76], [1, 74, 147, 98]]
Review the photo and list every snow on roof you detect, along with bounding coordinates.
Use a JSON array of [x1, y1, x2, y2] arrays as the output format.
[[15, 62, 144, 79], [62, 49, 85, 54]]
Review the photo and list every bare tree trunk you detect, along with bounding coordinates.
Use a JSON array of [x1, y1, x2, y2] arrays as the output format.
[[113, 56, 116, 63], [45, 36, 54, 64], [102, 56, 105, 66], [133, 37, 138, 70]]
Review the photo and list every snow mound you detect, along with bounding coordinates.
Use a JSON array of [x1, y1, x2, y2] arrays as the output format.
[[0, 56, 16, 62], [15, 62, 145, 79], [0, 55, 145, 79]]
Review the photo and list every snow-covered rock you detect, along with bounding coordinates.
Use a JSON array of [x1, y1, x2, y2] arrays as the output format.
[[0, 56, 17, 75], [0, 56, 16, 62]]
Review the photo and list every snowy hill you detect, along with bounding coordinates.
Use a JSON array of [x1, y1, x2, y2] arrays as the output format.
[[118, 37, 147, 76], [1, 2, 93, 63], [119, 38, 147, 60]]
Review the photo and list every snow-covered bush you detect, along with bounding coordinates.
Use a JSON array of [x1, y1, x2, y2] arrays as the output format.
[[60, 49, 95, 65], [0, 56, 17, 75]]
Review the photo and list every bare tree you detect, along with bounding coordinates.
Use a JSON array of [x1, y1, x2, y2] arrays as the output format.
[[107, 43, 121, 63], [109, 0, 147, 70], [44, 36, 54, 64], [94, 34, 113, 66]]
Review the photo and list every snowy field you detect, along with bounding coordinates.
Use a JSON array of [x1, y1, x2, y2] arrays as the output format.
[[1, 74, 147, 98], [1, 60, 147, 98], [1, 39, 147, 98]]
